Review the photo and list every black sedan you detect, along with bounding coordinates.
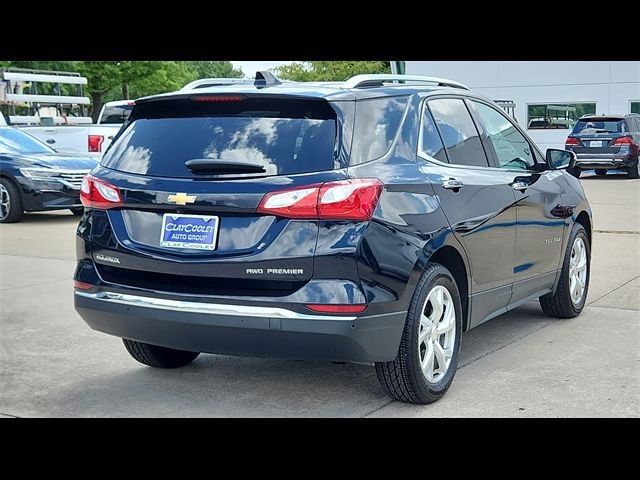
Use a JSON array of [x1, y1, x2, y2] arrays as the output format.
[[0, 127, 98, 223]]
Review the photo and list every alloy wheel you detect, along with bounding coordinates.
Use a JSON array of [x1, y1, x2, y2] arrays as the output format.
[[418, 285, 456, 383], [569, 237, 588, 305], [0, 184, 10, 221]]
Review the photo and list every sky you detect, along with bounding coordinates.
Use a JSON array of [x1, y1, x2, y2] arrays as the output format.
[[231, 61, 296, 77]]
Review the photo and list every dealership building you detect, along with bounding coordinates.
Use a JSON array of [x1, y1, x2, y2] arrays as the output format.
[[396, 61, 640, 152]]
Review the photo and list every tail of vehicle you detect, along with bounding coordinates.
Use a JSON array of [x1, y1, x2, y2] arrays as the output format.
[[77, 92, 381, 307]]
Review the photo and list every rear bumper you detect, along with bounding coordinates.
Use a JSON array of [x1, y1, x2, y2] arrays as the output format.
[[74, 290, 407, 362], [574, 153, 633, 170]]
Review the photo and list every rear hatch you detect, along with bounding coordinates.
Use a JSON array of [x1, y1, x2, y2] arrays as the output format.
[[567, 117, 629, 155], [88, 94, 348, 297]]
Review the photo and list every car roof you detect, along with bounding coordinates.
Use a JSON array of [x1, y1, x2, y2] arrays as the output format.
[[135, 82, 471, 104], [580, 114, 638, 120]]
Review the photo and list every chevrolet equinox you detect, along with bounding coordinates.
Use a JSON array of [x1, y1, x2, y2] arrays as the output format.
[[74, 73, 592, 404]]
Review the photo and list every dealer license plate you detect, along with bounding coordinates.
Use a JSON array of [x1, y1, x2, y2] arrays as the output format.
[[160, 214, 219, 250]]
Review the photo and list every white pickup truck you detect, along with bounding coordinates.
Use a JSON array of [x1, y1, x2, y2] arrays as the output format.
[[1, 69, 133, 158], [18, 100, 133, 158]]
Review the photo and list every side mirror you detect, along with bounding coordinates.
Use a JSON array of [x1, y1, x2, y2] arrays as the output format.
[[546, 148, 576, 170]]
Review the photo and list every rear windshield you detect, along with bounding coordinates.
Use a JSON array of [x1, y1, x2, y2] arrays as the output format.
[[99, 104, 133, 124], [102, 98, 337, 178], [572, 119, 624, 134]]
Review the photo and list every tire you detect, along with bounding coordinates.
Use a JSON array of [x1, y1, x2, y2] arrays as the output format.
[[0, 178, 24, 223], [70, 207, 84, 216], [375, 263, 463, 404], [594, 169, 607, 176], [539, 223, 590, 318], [627, 155, 640, 179], [123, 339, 199, 368]]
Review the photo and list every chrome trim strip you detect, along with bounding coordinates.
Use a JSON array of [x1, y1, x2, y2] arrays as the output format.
[[75, 291, 358, 321], [575, 160, 623, 164]]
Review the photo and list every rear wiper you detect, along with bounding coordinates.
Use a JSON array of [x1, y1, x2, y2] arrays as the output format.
[[185, 159, 266, 174]]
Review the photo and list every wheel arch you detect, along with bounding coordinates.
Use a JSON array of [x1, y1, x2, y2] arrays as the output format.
[[427, 245, 470, 332], [575, 210, 592, 246]]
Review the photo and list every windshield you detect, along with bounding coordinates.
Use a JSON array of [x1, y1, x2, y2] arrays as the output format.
[[0, 128, 53, 154], [99, 104, 133, 124], [102, 99, 337, 178], [573, 119, 624, 134]]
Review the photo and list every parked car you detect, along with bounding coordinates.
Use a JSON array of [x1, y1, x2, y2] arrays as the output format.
[[73, 73, 592, 404], [95, 100, 134, 125], [0, 127, 97, 222], [565, 114, 640, 178]]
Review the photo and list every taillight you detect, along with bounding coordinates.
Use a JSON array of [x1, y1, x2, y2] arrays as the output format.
[[565, 137, 579, 146], [257, 179, 383, 221], [88, 134, 104, 153], [80, 175, 122, 209], [305, 304, 367, 314], [613, 136, 634, 146]]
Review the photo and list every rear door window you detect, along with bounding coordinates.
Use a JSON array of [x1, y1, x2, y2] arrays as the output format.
[[102, 98, 337, 178], [428, 98, 489, 167]]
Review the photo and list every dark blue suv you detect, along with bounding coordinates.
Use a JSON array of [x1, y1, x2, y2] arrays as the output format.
[[74, 74, 592, 404]]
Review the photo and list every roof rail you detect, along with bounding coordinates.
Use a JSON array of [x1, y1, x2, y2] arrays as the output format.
[[342, 74, 469, 90], [180, 78, 251, 91]]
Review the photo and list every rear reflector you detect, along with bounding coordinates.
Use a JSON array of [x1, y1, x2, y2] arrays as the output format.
[[191, 95, 244, 102], [257, 179, 383, 221], [565, 137, 579, 146], [305, 304, 367, 314], [73, 280, 94, 290], [80, 175, 122, 209], [88, 134, 104, 152], [613, 136, 634, 146]]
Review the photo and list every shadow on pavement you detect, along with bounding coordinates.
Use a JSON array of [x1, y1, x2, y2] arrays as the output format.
[[41, 303, 555, 417], [18, 211, 81, 223]]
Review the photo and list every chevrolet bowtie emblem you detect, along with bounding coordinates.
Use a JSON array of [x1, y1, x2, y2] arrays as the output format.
[[167, 192, 196, 205]]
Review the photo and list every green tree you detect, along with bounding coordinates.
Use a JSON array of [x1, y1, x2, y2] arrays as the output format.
[[186, 61, 244, 79], [1, 60, 244, 121], [75, 61, 122, 121], [274, 61, 391, 81], [120, 61, 196, 100]]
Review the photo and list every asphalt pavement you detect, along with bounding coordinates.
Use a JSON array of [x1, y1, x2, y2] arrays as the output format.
[[0, 171, 638, 417]]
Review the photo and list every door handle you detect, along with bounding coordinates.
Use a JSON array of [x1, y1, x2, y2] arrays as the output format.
[[442, 178, 464, 190], [512, 181, 528, 191], [46, 139, 56, 144]]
